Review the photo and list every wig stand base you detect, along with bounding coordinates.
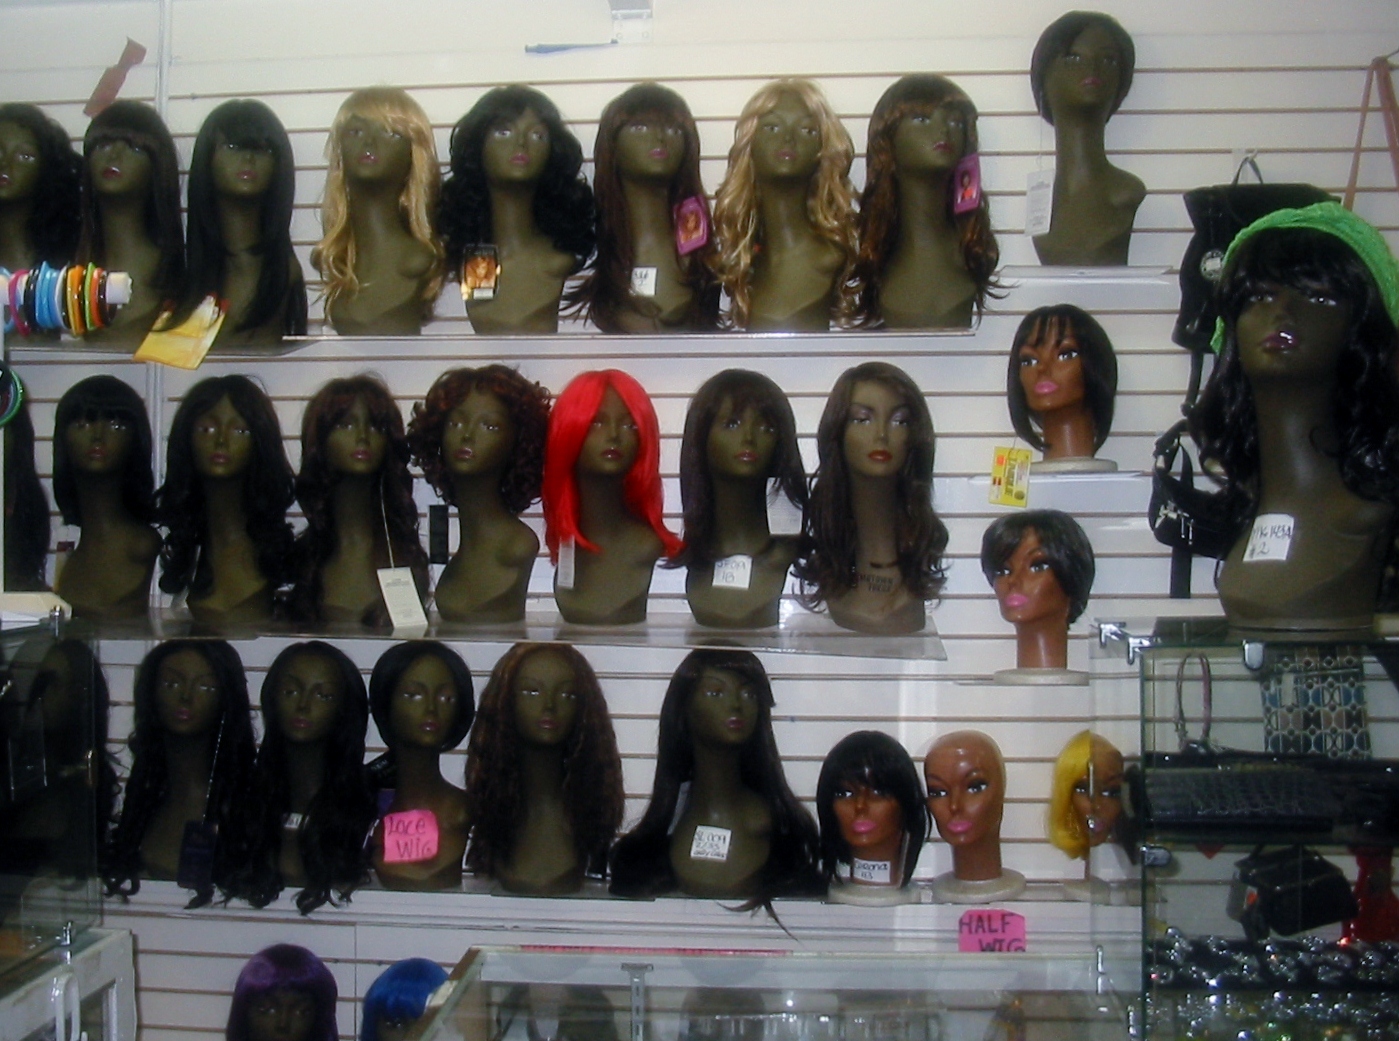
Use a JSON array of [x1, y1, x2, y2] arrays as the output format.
[[826, 880, 917, 906], [932, 869, 1026, 904], [1061, 875, 1111, 903], [992, 667, 1088, 686], [0, 592, 71, 628], [1032, 457, 1117, 475]]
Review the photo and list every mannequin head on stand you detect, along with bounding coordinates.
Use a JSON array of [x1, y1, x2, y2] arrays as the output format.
[[816, 730, 927, 890], [1030, 11, 1136, 127], [226, 944, 337, 1041], [0, 101, 81, 269], [1048, 730, 1125, 860], [1006, 304, 1117, 457], [52, 374, 155, 527]]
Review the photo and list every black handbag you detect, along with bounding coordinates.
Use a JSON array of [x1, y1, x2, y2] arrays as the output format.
[[1232, 845, 1358, 939], [1149, 419, 1240, 598]]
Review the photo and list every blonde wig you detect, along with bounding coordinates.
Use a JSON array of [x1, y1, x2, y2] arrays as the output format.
[[312, 87, 444, 316], [712, 79, 858, 329], [1047, 730, 1122, 860]]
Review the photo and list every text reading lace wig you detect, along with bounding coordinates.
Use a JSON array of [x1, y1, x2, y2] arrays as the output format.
[[289, 374, 427, 625], [1030, 10, 1136, 125], [674, 368, 807, 569], [407, 364, 551, 513], [608, 648, 821, 901], [313, 87, 443, 317], [852, 75, 1000, 325], [796, 362, 947, 607], [437, 85, 595, 277], [52, 375, 155, 528], [712, 79, 857, 329], [0, 102, 81, 266], [1048, 729, 1120, 860], [573, 82, 719, 331], [360, 959, 449, 1041], [463, 642, 623, 879], [979, 509, 1096, 624], [77, 100, 185, 306], [222, 641, 373, 914], [104, 640, 254, 905], [226, 944, 337, 1041], [367, 641, 475, 774], [1006, 304, 1118, 452], [183, 99, 306, 335], [816, 730, 927, 887], [541, 369, 683, 561], [157, 375, 295, 600]]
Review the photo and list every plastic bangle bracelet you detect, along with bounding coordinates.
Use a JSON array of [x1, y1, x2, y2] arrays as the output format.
[[32, 264, 50, 329], [98, 270, 109, 323], [23, 267, 39, 331], [50, 263, 65, 330], [39, 264, 58, 329], [0, 369, 25, 428], [10, 271, 29, 337], [67, 264, 85, 334], [84, 265, 100, 331], [1, 267, 12, 334]]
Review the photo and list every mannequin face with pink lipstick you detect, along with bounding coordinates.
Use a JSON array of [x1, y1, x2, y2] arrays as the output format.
[[924, 730, 1006, 881], [831, 778, 905, 865], [991, 527, 1072, 632], [1017, 323, 1086, 418]]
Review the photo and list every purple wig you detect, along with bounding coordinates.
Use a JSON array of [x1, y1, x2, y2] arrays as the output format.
[[227, 944, 338, 1041]]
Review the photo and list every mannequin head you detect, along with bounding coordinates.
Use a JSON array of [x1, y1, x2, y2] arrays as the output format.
[[799, 362, 947, 603], [676, 369, 806, 567], [923, 730, 1006, 880], [78, 100, 185, 301], [0, 102, 81, 267], [463, 643, 622, 879], [816, 730, 927, 887], [185, 99, 304, 336], [52, 375, 154, 526], [157, 375, 295, 599], [1030, 11, 1135, 126], [5, 399, 51, 590], [1048, 730, 1124, 860], [1007, 304, 1117, 453], [438, 85, 595, 278], [361, 958, 448, 1041], [314, 87, 442, 316], [407, 365, 550, 512], [577, 82, 718, 331], [368, 641, 475, 762], [980, 510, 1095, 626], [227, 944, 337, 1041], [712, 79, 857, 328], [853, 75, 999, 324], [541, 369, 682, 561]]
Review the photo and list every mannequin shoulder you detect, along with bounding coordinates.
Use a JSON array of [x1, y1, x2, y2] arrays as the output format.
[[498, 521, 541, 566], [398, 240, 438, 279], [1105, 165, 1146, 207]]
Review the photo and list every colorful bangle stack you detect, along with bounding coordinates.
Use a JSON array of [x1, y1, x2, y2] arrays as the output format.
[[1, 262, 125, 337]]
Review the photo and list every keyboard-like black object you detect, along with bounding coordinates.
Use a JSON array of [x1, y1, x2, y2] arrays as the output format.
[[1143, 766, 1342, 833]]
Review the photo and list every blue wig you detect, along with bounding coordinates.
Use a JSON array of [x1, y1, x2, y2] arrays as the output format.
[[361, 958, 448, 1041]]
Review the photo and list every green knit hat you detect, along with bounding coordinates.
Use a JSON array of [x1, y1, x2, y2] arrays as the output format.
[[1209, 201, 1399, 353]]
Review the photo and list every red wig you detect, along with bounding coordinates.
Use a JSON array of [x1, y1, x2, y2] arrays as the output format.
[[542, 369, 682, 561]]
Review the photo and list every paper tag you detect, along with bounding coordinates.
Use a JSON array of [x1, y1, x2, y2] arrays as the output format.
[[630, 266, 658, 298], [134, 296, 225, 369], [851, 858, 892, 884], [712, 554, 753, 591], [176, 820, 217, 892], [952, 153, 982, 215], [766, 479, 804, 536], [989, 446, 1032, 507], [674, 196, 710, 255], [958, 909, 1027, 953], [381, 808, 440, 864], [461, 248, 499, 301], [557, 537, 576, 590], [1243, 513, 1294, 563], [1024, 168, 1054, 237], [689, 824, 732, 862], [377, 567, 428, 631]]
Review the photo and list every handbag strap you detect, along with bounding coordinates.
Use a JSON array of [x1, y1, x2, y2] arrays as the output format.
[[1174, 653, 1213, 751], [1345, 52, 1399, 209], [1231, 153, 1263, 186]]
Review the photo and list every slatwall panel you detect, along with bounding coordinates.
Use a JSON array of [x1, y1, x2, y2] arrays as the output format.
[[4, 0, 1399, 1038]]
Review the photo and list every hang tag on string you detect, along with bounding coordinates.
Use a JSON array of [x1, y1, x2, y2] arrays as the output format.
[[378, 567, 428, 632], [952, 153, 983, 214], [557, 537, 577, 590], [766, 479, 804, 536], [176, 820, 217, 892], [674, 196, 709, 255], [461, 248, 499, 301], [135, 295, 225, 369], [1024, 169, 1054, 238], [989, 446, 1032, 507]]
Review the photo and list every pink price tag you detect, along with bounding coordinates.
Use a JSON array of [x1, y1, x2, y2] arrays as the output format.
[[381, 809, 440, 864], [957, 909, 1027, 952]]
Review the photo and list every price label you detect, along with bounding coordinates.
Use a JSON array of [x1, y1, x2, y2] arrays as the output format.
[[958, 909, 1027, 953], [1024, 168, 1054, 237], [557, 537, 576, 590], [852, 858, 892, 884], [989, 446, 1032, 507], [689, 825, 732, 862], [1243, 513, 1294, 563], [378, 567, 428, 632], [713, 554, 753, 591], [630, 266, 658, 297], [382, 809, 440, 864]]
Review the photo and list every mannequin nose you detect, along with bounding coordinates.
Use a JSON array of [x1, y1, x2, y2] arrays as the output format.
[[292, 689, 311, 713], [851, 790, 869, 814]]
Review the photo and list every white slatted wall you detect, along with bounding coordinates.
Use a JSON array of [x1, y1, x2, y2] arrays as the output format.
[[4, 0, 1399, 1038]]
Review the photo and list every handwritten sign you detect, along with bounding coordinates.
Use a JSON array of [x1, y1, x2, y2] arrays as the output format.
[[1243, 513, 1294, 563], [382, 809, 440, 864], [958, 909, 1027, 953]]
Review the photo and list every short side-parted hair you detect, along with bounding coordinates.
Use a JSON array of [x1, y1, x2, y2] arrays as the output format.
[[979, 509, 1096, 624], [1030, 11, 1136, 125]]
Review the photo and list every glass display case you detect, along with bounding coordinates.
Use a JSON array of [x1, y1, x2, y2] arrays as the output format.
[[1094, 618, 1399, 1040]]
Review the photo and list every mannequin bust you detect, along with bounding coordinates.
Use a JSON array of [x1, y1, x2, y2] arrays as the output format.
[[713, 79, 857, 331], [180, 100, 306, 347], [796, 362, 948, 634], [609, 649, 821, 902], [1048, 730, 1124, 901], [572, 82, 719, 332], [51, 375, 159, 622], [360, 959, 449, 1041], [923, 730, 1025, 902], [851, 75, 999, 329], [223, 642, 373, 913], [369, 641, 474, 890], [1030, 12, 1145, 267], [980, 510, 1095, 680], [227, 944, 338, 1041], [407, 365, 550, 624], [0, 102, 80, 280], [77, 100, 185, 346], [313, 88, 442, 336], [676, 369, 807, 629], [463, 642, 622, 894], [439, 85, 594, 334], [542, 369, 682, 625], [817, 730, 927, 906], [103, 640, 254, 905], [289, 375, 428, 627], [1007, 304, 1118, 471], [1191, 203, 1399, 634], [157, 375, 294, 628]]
